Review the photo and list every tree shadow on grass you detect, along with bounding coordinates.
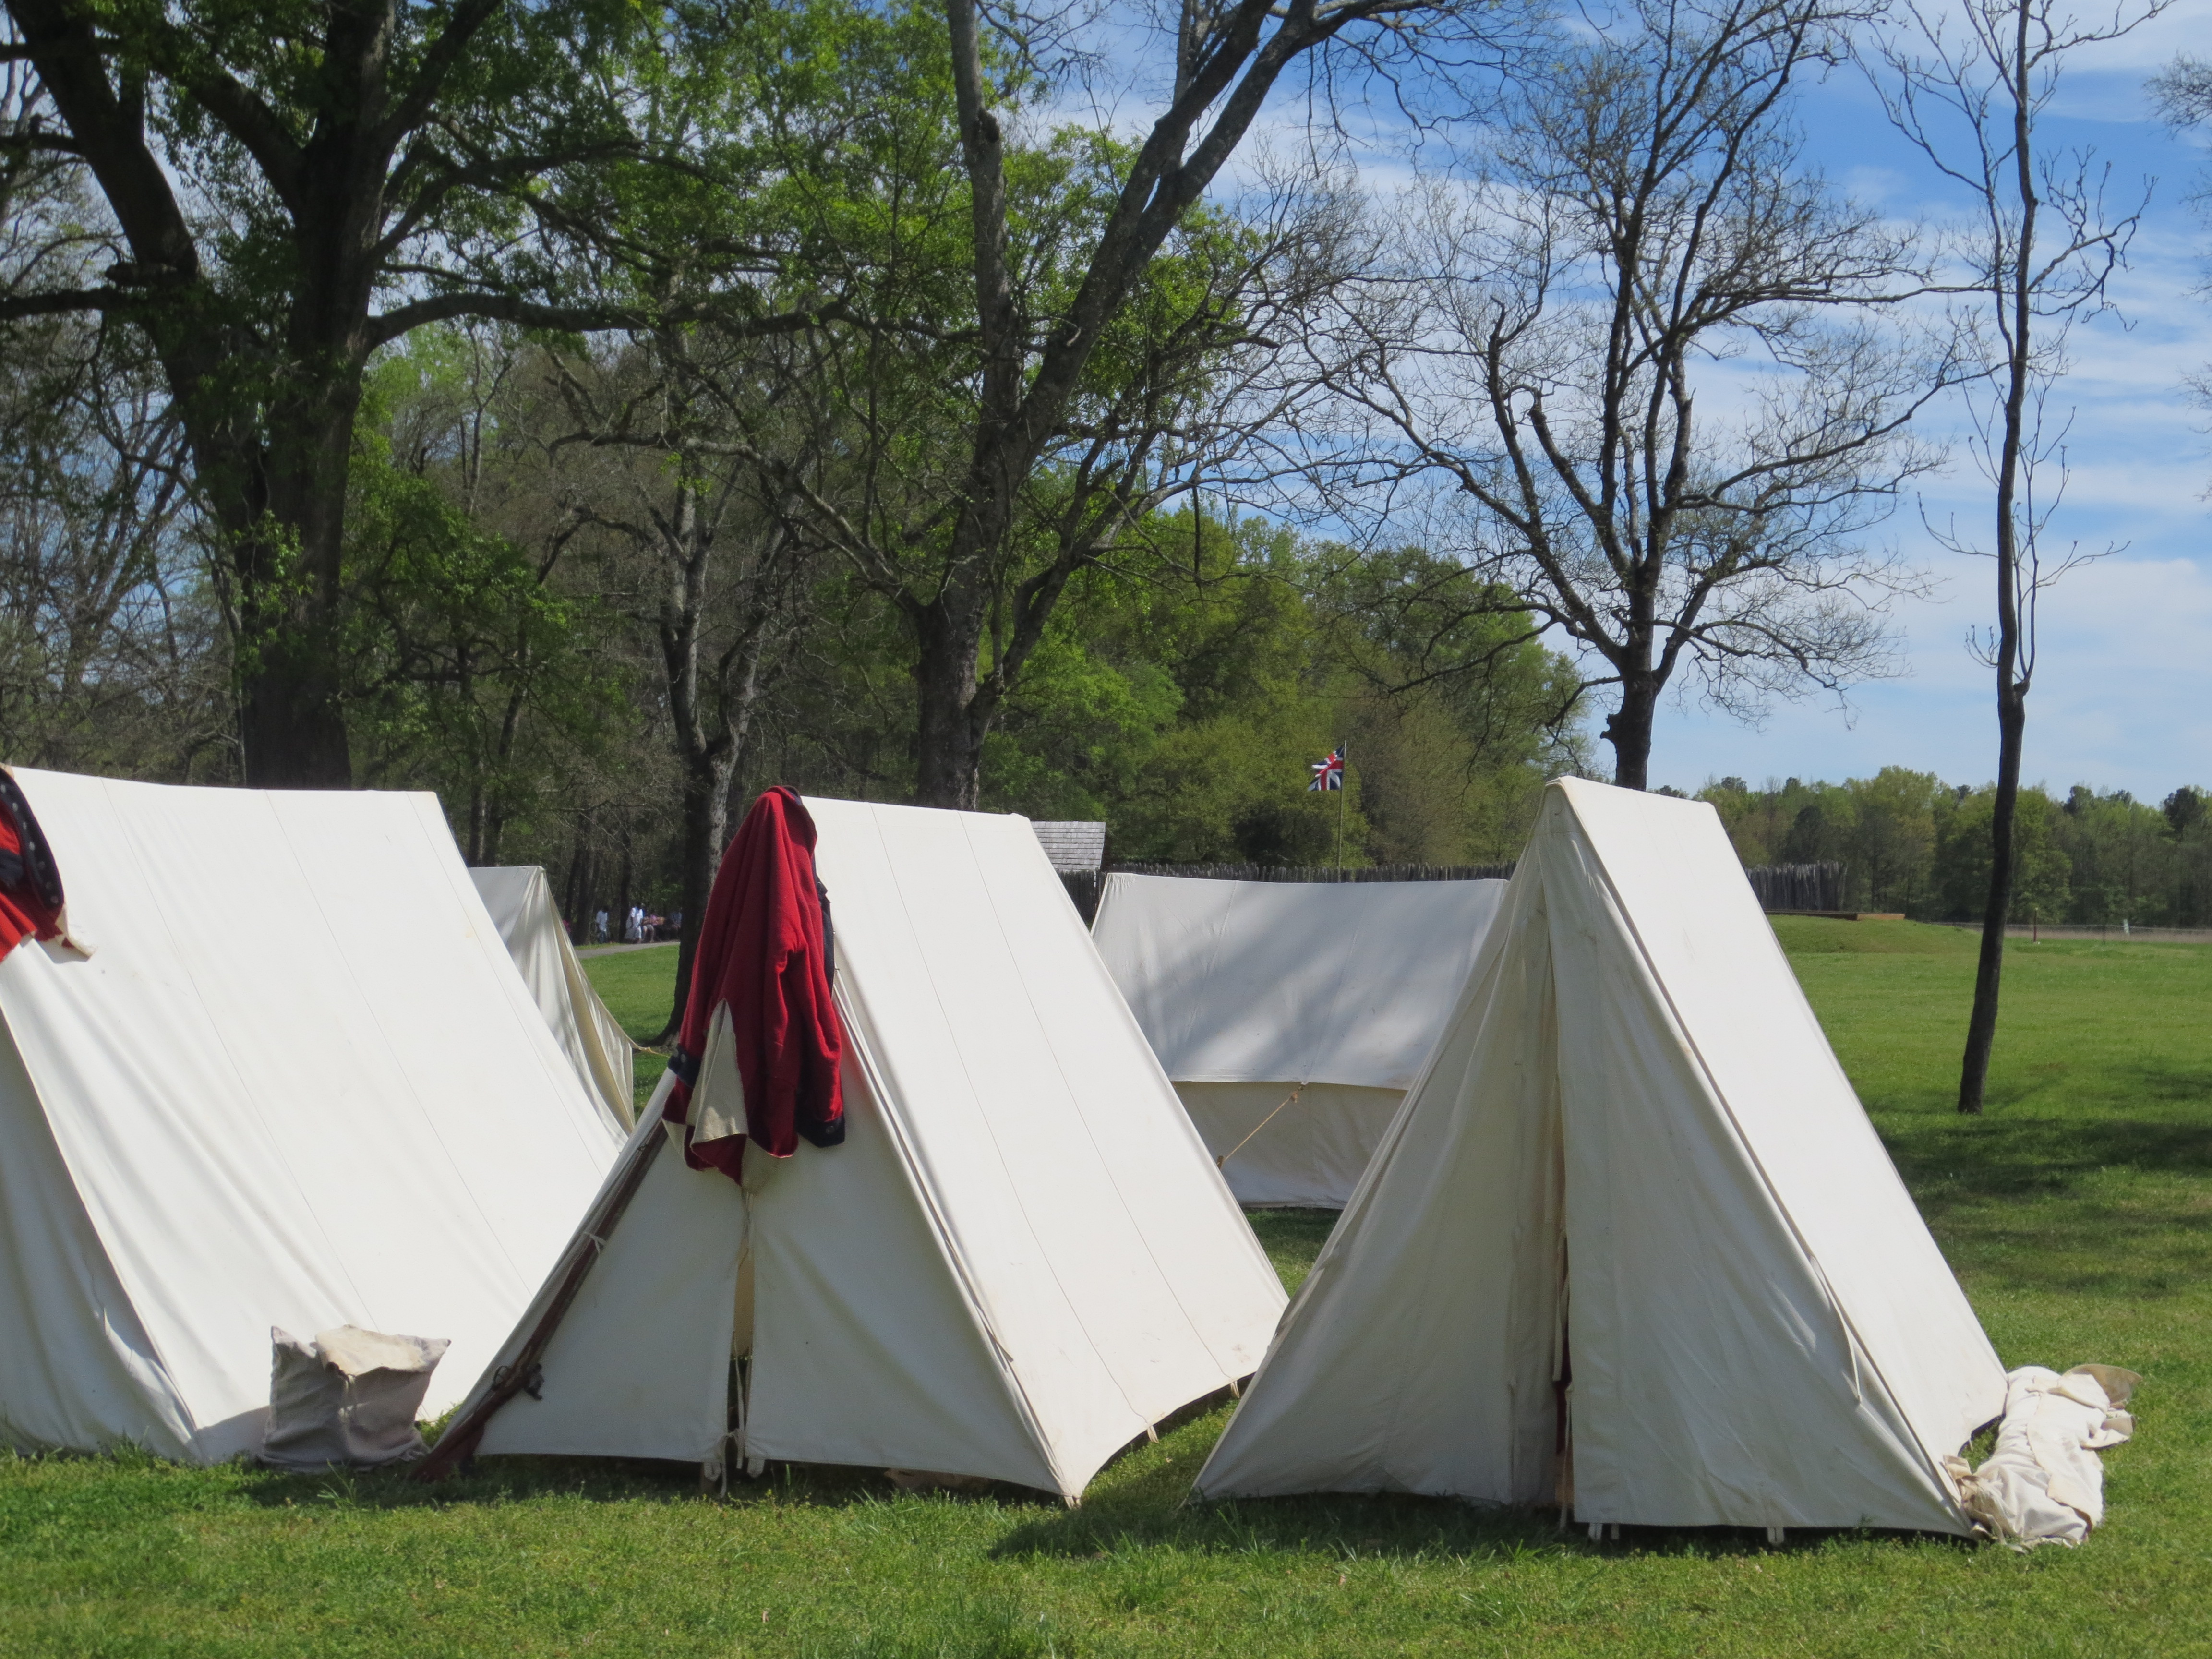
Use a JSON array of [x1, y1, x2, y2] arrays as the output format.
[[226, 1451, 939, 1514], [1877, 1070, 2212, 1301], [1887, 1104, 2212, 1210], [203, 1092, 2212, 1539], [228, 1455, 698, 1512], [986, 1485, 1975, 1566]]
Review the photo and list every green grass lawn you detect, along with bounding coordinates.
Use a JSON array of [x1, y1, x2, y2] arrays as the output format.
[[578, 943, 681, 1103], [3, 922, 2207, 1655]]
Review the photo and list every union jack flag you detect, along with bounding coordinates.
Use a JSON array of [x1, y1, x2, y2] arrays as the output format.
[[1308, 748, 1344, 792]]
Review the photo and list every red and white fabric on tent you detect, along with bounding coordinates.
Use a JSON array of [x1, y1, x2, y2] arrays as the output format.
[[662, 786, 844, 1180], [445, 796, 1286, 1501]]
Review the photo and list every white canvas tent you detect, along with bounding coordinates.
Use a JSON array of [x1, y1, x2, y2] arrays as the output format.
[[1090, 874, 1506, 1206], [1196, 779, 2006, 1536], [470, 865, 638, 1127], [0, 769, 628, 1463], [445, 798, 1288, 1500]]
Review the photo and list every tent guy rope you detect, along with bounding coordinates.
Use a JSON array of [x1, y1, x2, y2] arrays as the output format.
[[1214, 1086, 1302, 1170]]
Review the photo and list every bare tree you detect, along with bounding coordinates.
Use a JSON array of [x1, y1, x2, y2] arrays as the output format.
[[551, 329, 822, 1037], [2152, 54, 2212, 422], [1296, 0, 1955, 790], [1870, 0, 2166, 1114]]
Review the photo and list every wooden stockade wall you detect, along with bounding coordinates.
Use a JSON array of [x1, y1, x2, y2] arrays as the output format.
[[1742, 862, 1847, 914], [1058, 859, 1844, 924]]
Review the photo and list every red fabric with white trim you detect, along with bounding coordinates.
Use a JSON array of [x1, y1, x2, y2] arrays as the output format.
[[0, 771, 64, 962], [662, 787, 844, 1181]]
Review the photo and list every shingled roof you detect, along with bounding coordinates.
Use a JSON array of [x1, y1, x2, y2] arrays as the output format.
[[1029, 820, 1106, 873]]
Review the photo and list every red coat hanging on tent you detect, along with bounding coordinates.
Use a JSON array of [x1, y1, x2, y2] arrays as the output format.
[[661, 786, 845, 1180], [0, 769, 66, 962]]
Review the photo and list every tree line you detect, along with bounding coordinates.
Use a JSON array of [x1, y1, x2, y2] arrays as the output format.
[[1700, 772, 2212, 928]]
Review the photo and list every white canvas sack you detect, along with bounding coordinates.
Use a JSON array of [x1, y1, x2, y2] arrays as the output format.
[[1948, 1365, 2140, 1547], [263, 1326, 451, 1470]]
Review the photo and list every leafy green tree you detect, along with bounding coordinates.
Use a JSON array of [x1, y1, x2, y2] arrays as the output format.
[[1, 0, 817, 783], [985, 510, 1350, 860], [1839, 769, 1946, 914], [973, 512, 1583, 865], [2161, 788, 2212, 926], [342, 333, 621, 862], [1933, 784, 2069, 925], [528, 0, 968, 1022], [811, 0, 1497, 808]]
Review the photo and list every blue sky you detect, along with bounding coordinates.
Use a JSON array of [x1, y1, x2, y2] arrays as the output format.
[[1640, 4, 2212, 800]]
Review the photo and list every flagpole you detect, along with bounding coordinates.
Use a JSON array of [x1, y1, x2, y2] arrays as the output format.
[[1336, 742, 1346, 873]]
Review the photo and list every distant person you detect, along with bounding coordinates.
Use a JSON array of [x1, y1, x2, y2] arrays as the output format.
[[592, 908, 608, 944]]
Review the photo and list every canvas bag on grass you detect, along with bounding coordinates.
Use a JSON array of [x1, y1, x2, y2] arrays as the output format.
[[263, 1326, 451, 1470], [1948, 1365, 2140, 1547]]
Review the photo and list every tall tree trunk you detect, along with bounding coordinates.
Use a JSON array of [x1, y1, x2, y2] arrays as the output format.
[[1602, 678, 1658, 791], [913, 595, 989, 808], [649, 466, 764, 1038], [1960, 0, 2039, 1117], [563, 829, 589, 942], [1960, 676, 2026, 1112], [613, 844, 633, 949], [1602, 623, 1659, 790], [194, 362, 361, 786], [666, 750, 737, 1040]]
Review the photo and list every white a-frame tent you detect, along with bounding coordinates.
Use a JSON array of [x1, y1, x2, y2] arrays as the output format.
[[470, 865, 638, 1127], [1091, 874, 1505, 1206], [1197, 779, 2006, 1536], [0, 769, 628, 1463], [443, 798, 1288, 1501]]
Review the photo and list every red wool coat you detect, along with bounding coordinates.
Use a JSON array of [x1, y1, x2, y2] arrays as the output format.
[[0, 770, 64, 964], [663, 787, 844, 1181]]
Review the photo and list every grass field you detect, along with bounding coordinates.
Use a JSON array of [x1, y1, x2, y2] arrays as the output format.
[[576, 943, 679, 1102], [2, 921, 2207, 1655]]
